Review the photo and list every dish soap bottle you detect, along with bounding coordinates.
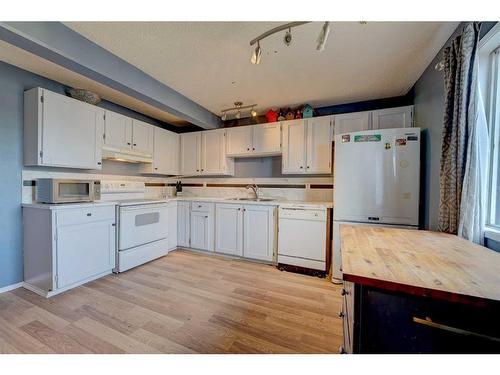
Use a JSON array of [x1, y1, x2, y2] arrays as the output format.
[[176, 181, 183, 197]]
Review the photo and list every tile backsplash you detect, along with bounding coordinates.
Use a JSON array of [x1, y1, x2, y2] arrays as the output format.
[[22, 169, 333, 204]]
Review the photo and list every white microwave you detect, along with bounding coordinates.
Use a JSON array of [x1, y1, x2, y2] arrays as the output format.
[[36, 179, 101, 203]]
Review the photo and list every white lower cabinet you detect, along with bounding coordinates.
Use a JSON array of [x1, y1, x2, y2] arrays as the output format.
[[242, 205, 275, 262], [177, 201, 214, 251], [190, 203, 215, 251], [215, 204, 243, 256], [22, 204, 116, 297], [215, 203, 276, 262], [167, 201, 178, 250], [177, 201, 191, 247], [56, 220, 115, 289]]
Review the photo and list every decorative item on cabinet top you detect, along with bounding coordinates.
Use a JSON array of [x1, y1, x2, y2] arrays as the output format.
[[67, 88, 101, 105]]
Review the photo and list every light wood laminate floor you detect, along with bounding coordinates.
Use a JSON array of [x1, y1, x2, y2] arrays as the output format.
[[0, 250, 343, 353]]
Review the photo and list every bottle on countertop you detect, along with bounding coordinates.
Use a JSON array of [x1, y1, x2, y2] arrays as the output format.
[[176, 181, 183, 197]]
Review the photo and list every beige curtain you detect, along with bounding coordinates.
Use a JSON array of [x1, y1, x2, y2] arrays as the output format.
[[438, 22, 481, 235]]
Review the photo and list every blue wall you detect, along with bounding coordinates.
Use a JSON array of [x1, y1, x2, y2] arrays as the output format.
[[0, 61, 173, 288]]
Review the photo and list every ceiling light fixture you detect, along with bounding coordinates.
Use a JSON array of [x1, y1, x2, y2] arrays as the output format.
[[221, 102, 258, 121], [249, 21, 332, 63], [251, 41, 262, 64], [316, 21, 330, 51]]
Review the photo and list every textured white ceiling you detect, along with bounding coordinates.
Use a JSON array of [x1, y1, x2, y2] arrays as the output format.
[[64, 22, 458, 119]]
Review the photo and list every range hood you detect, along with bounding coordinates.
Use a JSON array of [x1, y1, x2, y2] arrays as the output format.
[[102, 145, 153, 164]]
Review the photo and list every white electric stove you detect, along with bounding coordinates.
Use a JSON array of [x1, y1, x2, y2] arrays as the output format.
[[101, 181, 171, 272]]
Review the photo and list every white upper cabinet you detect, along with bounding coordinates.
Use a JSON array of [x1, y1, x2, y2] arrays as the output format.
[[226, 126, 253, 156], [201, 129, 233, 175], [334, 106, 414, 135], [103, 111, 132, 150], [24, 87, 104, 170], [103, 112, 154, 157], [226, 123, 281, 157], [252, 123, 282, 155], [334, 111, 371, 135], [282, 116, 332, 174], [282, 119, 306, 173], [306, 116, 333, 174], [371, 105, 413, 129], [131, 119, 154, 156], [180, 132, 201, 175], [142, 127, 179, 175], [181, 130, 233, 176]]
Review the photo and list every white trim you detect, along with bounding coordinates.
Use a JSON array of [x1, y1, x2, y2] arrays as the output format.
[[485, 227, 500, 242], [23, 270, 112, 298], [479, 22, 500, 50], [0, 282, 23, 294]]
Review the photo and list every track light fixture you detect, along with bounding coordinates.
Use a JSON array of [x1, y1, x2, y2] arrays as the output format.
[[221, 102, 258, 121], [249, 21, 333, 64], [316, 21, 330, 51], [251, 41, 262, 65], [284, 28, 292, 46]]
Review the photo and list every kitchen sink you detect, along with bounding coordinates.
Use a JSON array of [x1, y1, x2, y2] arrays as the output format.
[[230, 197, 276, 202]]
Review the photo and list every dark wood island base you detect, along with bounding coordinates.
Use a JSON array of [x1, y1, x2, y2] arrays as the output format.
[[339, 225, 500, 354]]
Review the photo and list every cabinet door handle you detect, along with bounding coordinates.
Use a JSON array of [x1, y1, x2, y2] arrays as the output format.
[[86, 213, 92, 217], [341, 288, 349, 296], [127, 142, 131, 145], [201, 169, 204, 172], [97, 162, 102, 166], [412, 317, 500, 343], [154, 167, 158, 170], [338, 311, 345, 318], [205, 216, 208, 218], [112, 223, 116, 227], [252, 147, 255, 151], [133, 143, 137, 146], [300, 166, 304, 169], [247, 148, 250, 151], [307, 166, 310, 169]]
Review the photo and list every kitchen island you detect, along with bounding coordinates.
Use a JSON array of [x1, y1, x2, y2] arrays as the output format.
[[339, 225, 500, 353]]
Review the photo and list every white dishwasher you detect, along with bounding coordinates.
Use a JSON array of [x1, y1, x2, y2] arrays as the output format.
[[278, 206, 327, 272]]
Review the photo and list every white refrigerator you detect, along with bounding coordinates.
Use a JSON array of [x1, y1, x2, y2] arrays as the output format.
[[333, 127, 420, 280]]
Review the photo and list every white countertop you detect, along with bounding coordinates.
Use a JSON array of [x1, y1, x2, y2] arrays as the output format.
[[172, 196, 333, 208], [22, 201, 117, 210], [22, 197, 333, 209]]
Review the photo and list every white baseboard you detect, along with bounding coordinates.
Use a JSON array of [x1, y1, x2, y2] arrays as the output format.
[[0, 282, 23, 294]]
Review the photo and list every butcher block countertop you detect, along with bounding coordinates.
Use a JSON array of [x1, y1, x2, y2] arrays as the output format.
[[340, 225, 500, 305]]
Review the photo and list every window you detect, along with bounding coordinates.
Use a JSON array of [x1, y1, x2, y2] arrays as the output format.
[[488, 49, 500, 228], [483, 24, 500, 234]]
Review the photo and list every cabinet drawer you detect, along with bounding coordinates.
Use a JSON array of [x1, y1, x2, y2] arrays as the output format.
[[278, 207, 326, 221], [191, 202, 212, 212], [56, 205, 115, 227]]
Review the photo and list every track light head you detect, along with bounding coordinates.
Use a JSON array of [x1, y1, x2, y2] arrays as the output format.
[[251, 108, 257, 117], [221, 112, 227, 121], [316, 21, 330, 52], [235, 111, 241, 119], [284, 29, 292, 46], [251, 42, 262, 64]]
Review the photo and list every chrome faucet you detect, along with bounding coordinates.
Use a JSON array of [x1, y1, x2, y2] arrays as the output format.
[[246, 184, 259, 199]]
